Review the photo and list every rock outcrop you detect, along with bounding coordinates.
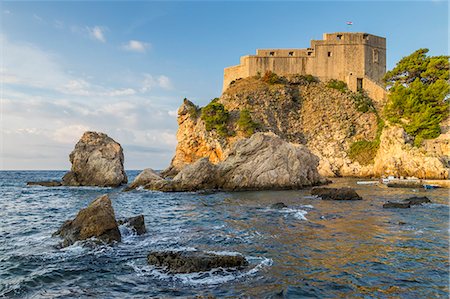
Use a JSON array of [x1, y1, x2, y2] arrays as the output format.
[[162, 77, 448, 180], [383, 201, 411, 209], [53, 194, 121, 247], [62, 131, 127, 187], [383, 196, 431, 209], [311, 187, 362, 200], [27, 181, 62, 187], [147, 251, 248, 273], [117, 215, 146, 235], [373, 126, 449, 179], [146, 132, 325, 191], [124, 168, 163, 191]]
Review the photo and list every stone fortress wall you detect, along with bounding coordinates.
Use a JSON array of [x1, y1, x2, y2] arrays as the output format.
[[223, 32, 387, 102]]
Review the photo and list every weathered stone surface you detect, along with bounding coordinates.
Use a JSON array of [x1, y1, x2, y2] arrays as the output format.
[[403, 196, 431, 206], [27, 181, 62, 187], [148, 133, 325, 191], [117, 215, 146, 235], [383, 201, 411, 209], [53, 194, 121, 247], [147, 251, 248, 273], [271, 202, 288, 209], [62, 131, 127, 187], [311, 187, 362, 200], [124, 169, 163, 191], [373, 126, 449, 179]]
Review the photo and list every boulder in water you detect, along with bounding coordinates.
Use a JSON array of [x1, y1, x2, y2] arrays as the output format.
[[311, 187, 362, 200], [147, 251, 248, 273], [53, 194, 121, 247], [124, 168, 163, 191], [271, 202, 288, 209], [117, 215, 146, 235], [404, 196, 431, 206], [62, 131, 127, 187]]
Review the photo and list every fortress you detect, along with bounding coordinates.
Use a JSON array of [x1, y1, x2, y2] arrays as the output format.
[[223, 32, 387, 101]]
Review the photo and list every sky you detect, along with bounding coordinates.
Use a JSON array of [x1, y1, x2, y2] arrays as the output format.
[[0, 1, 448, 170]]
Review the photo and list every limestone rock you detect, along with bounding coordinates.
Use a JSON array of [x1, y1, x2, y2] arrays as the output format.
[[311, 187, 362, 200], [373, 126, 449, 179], [147, 251, 248, 273], [117, 215, 146, 235], [124, 168, 163, 191], [53, 194, 121, 247], [62, 131, 127, 187], [147, 133, 325, 191]]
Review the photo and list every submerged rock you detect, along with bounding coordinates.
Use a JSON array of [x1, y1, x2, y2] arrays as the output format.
[[124, 169, 163, 191], [311, 187, 362, 200], [27, 181, 62, 187], [383, 196, 431, 209], [404, 196, 431, 206], [383, 201, 411, 209], [270, 202, 288, 209], [62, 131, 127, 187], [147, 251, 248, 273], [53, 194, 121, 247], [147, 133, 326, 192], [117, 215, 146, 235]]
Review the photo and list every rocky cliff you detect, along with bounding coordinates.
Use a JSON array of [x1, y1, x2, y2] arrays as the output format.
[[163, 76, 449, 179]]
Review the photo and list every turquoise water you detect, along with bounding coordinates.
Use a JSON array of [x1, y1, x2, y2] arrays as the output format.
[[0, 171, 448, 298]]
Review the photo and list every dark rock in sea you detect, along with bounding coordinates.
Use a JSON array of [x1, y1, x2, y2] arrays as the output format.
[[27, 181, 62, 187], [404, 196, 431, 206], [61, 131, 127, 187], [147, 251, 248, 273], [382, 201, 411, 209], [386, 181, 422, 188], [271, 202, 288, 209], [311, 187, 362, 200], [123, 168, 163, 191], [53, 194, 121, 247], [117, 215, 146, 235], [398, 221, 407, 225]]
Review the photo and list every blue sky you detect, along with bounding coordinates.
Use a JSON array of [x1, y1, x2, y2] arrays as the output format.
[[1, 1, 448, 170]]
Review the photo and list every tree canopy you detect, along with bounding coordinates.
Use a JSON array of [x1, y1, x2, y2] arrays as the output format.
[[383, 49, 449, 146]]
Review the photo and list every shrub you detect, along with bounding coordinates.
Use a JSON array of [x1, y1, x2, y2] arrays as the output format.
[[200, 100, 231, 137], [261, 71, 283, 85], [183, 98, 200, 119], [289, 74, 319, 85], [348, 117, 385, 165], [237, 109, 259, 136], [351, 91, 375, 113], [327, 79, 348, 93]]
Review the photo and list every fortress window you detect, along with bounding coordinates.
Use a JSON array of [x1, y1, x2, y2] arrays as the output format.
[[336, 34, 342, 40], [288, 52, 294, 56], [307, 51, 312, 56], [269, 51, 275, 56], [327, 51, 332, 57], [373, 49, 379, 63], [363, 34, 369, 40]]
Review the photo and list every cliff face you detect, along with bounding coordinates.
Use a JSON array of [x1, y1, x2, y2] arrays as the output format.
[[164, 77, 449, 179]]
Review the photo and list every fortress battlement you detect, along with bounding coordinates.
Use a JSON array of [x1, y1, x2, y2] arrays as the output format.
[[223, 32, 386, 101]]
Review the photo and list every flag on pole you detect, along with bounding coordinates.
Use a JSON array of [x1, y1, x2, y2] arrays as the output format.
[[346, 21, 353, 25]]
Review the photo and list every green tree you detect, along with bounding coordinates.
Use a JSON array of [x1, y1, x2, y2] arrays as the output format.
[[383, 49, 449, 146], [200, 100, 230, 137], [237, 109, 259, 136]]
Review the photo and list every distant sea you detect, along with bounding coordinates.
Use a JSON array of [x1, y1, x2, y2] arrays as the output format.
[[1, 171, 449, 298]]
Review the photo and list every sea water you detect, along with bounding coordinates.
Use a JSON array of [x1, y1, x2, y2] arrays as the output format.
[[0, 171, 448, 298]]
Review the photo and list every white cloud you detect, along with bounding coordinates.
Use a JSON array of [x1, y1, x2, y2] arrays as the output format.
[[140, 74, 173, 92], [158, 75, 172, 90], [53, 125, 91, 144], [33, 14, 43, 22], [122, 40, 151, 53], [87, 26, 106, 43]]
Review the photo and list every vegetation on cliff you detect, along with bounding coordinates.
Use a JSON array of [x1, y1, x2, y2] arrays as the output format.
[[348, 117, 384, 165], [383, 48, 449, 146], [200, 99, 231, 137], [326, 79, 348, 93], [237, 109, 260, 136]]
